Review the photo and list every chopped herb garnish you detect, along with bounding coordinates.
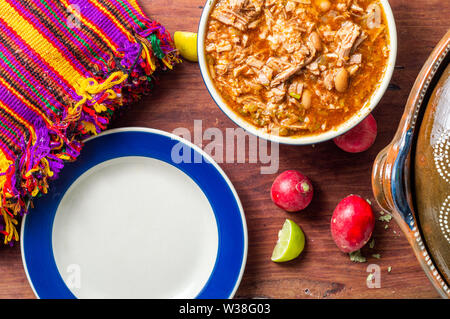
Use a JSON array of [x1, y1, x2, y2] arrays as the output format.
[[384, 224, 389, 229], [366, 199, 372, 205], [379, 214, 392, 222], [387, 266, 392, 273], [349, 250, 367, 263], [367, 273, 374, 282], [369, 238, 375, 249], [372, 253, 381, 259], [289, 92, 301, 100]]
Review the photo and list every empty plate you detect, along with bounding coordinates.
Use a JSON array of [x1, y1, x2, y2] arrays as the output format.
[[21, 128, 247, 299]]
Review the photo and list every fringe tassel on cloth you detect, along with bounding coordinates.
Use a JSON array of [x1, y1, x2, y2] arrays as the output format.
[[0, 0, 180, 244]]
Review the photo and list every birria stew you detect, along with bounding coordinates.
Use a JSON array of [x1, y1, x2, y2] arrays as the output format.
[[205, 0, 390, 136]]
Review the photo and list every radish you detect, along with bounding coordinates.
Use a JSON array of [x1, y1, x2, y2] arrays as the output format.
[[331, 195, 375, 253], [333, 114, 377, 153], [271, 170, 313, 212]]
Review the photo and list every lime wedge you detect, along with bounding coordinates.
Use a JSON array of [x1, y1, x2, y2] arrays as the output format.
[[271, 219, 305, 262], [173, 31, 198, 62]]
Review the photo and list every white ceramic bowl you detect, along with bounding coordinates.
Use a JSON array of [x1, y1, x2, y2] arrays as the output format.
[[198, 0, 397, 145]]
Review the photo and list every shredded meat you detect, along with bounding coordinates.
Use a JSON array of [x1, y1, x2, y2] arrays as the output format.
[[288, 80, 304, 96], [352, 31, 368, 52], [205, 0, 389, 136], [349, 53, 362, 64], [229, 0, 246, 11], [366, 3, 382, 29], [335, 21, 361, 65], [210, 11, 245, 30], [350, 2, 364, 15], [258, 65, 274, 85], [271, 64, 302, 87], [246, 56, 265, 69], [322, 70, 335, 91], [216, 42, 233, 52], [233, 64, 248, 77], [267, 83, 287, 103]]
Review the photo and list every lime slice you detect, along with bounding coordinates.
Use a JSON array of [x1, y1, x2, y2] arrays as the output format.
[[173, 31, 198, 62], [271, 219, 305, 262]]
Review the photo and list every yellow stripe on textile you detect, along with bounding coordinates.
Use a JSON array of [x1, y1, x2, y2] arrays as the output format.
[[129, 0, 146, 16], [0, 2, 83, 87], [0, 152, 12, 192]]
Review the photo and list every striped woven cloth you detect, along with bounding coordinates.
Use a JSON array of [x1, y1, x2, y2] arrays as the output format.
[[0, 0, 179, 244]]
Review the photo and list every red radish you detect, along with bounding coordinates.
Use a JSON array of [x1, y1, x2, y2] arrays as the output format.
[[333, 114, 377, 153], [331, 195, 375, 253], [271, 170, 313, 212]]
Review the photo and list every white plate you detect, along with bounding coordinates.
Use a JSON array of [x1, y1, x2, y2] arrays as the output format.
[[21, 128, 247, 299]]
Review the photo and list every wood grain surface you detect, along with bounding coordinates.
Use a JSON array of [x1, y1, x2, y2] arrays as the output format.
[[0, 0, 448, 299]]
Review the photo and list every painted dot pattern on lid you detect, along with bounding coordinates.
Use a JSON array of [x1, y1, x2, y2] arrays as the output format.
[[433, 130, 450, 244]]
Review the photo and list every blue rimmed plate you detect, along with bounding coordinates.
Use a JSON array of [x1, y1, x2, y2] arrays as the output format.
[[20, 127, 247, 299]]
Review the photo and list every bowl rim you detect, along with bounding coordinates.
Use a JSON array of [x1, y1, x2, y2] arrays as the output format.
[[197, 0, 398, 145]]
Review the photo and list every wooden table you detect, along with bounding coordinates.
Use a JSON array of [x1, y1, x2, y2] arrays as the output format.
[[0, 0, 448, 299]]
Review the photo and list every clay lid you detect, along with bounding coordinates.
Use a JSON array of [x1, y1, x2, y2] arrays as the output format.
[[373, 32, 450, 298], [414, 62, 450, 285]]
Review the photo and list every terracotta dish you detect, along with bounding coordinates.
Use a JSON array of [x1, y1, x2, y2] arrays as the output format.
[[372, 31, 450, 298]]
